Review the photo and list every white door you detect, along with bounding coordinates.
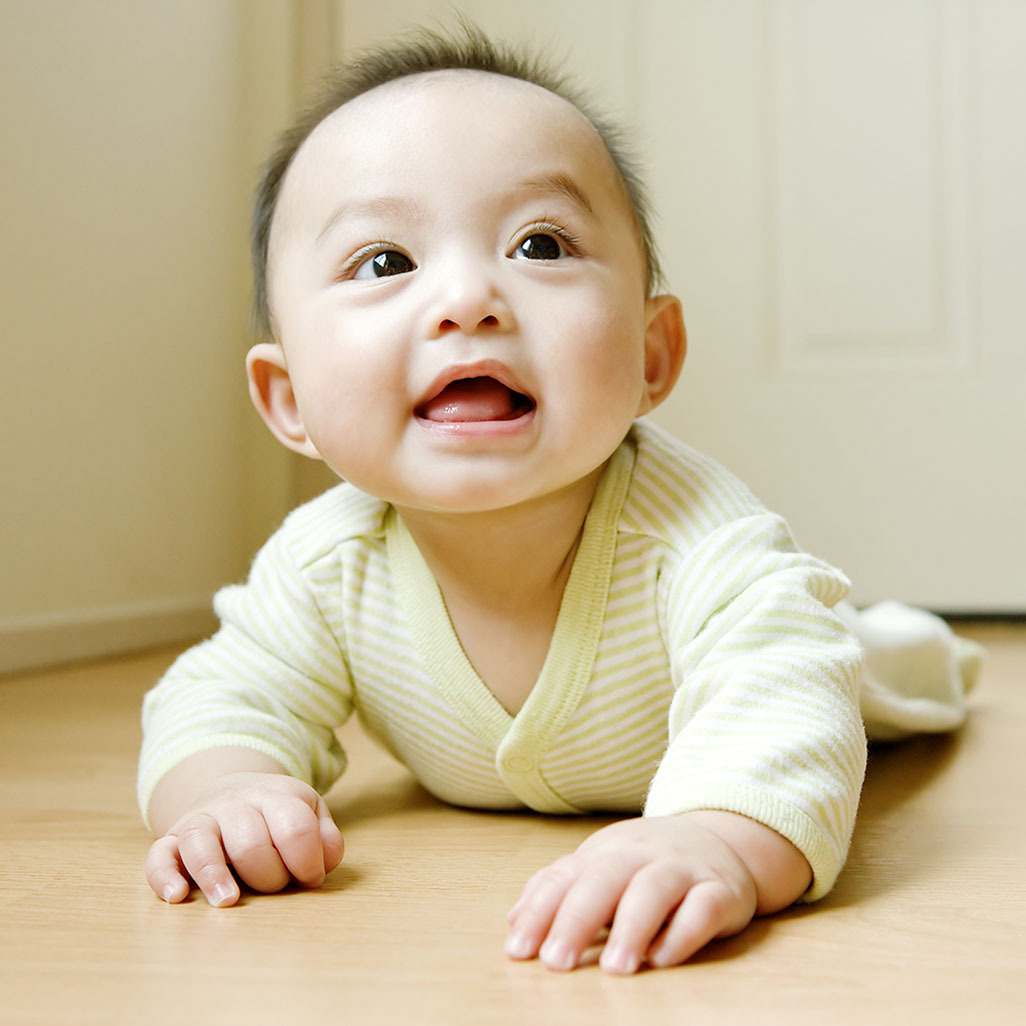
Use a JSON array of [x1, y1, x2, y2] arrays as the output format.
[[638, 0, 1026, 611], [336, 0, 1026, 611]]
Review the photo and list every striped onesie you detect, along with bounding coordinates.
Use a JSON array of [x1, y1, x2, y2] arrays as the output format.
[[139, 419, 866, 900]]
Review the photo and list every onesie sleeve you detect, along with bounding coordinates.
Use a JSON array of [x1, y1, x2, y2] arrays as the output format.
[[137, 527, 354, 829], [646, 513, 866, 901]]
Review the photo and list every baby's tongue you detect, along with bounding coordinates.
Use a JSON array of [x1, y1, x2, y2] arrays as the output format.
[[420, 378, 519, 422]]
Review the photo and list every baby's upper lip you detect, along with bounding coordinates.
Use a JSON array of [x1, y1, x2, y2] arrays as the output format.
[[415, 360, 535, 410]]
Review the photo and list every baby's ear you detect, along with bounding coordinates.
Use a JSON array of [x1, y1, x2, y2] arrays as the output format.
[[246, 343, 321, 459], [639, 294, 686, 414]]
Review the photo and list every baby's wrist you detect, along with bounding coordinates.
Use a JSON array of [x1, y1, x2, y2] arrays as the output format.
[[678, 809, 812, 913]]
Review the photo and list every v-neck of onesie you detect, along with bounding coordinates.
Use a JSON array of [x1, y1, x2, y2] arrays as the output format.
[[386, 441, 635, 806]]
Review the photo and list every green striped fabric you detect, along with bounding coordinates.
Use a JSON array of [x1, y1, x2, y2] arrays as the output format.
[[139, 420, 865, 899]]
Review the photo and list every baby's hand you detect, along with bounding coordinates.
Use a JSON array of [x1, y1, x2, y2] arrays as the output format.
[[505, 813, 790, 974], [145, 772, 343, 907]]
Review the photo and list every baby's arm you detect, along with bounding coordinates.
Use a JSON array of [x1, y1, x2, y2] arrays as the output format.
[[505, 810, 810, 974], [139, 518, 360, 906], [144, 747, 343, 907]]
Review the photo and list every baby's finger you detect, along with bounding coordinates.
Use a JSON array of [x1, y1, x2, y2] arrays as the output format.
[[599, 861, 692, 974], [145, 835, 191, 904], [174, 813, 240, 908], [504, 858, 579, 962], [537, 863, 633, 972], [506, 862, 555, 925], [220, 805, 290, 894], [314, 794, 344, 873], [647, 878, 750, 968], [262, 794, 328, 888]]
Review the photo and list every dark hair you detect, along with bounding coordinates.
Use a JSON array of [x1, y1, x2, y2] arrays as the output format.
[[250, 20, 662, 339]]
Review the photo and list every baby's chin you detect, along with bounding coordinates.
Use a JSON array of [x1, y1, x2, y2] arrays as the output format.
[[383, 465, 610, 525]]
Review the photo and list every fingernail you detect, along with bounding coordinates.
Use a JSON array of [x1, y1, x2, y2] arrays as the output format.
[[601, 944, 639, 975], [647, 944, 673, 968], [504, 931, 533, 960], [210, 883, 236, 907], [540, 939, 576, 972], [160, 883, 177, 903]]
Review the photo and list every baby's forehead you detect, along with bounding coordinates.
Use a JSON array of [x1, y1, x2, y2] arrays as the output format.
[[288, 69, 620, 200]]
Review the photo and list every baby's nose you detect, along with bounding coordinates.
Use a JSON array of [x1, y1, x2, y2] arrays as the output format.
[[426, 261, 513, 337]]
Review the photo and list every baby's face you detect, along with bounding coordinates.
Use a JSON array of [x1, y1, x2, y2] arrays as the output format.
[[262, 70, 668, 515]]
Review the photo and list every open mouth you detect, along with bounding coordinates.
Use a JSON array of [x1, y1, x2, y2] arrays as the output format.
[[415, 377, 536, 424]]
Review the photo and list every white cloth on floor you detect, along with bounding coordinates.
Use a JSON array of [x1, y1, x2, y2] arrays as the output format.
[[835, 600, 983, 741]]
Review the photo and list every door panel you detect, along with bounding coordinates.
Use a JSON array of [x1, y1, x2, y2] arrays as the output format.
[[638, 0, 1025, 609]]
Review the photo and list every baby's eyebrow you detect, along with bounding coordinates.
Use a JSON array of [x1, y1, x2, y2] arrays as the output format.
[[314, 174, 594, 246], [518, 172, 595, 218], [316, 195, 423, 245]]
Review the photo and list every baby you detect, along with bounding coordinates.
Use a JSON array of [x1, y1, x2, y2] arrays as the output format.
[[140, 24, 935, 975]]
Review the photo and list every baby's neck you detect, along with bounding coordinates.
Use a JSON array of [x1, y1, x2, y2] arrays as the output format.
[[397, 468, 601, 599], [395, 470, 603, 713]]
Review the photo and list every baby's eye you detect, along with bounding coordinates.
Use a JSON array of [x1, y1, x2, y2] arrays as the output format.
[[351, 249, 415, 280], [512, 232, 568, 262]]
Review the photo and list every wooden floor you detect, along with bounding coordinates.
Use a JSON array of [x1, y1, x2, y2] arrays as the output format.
[[1, 622, 1024, 1025]]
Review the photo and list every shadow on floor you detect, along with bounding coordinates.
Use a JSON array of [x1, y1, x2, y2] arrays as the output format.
[[822, 723, 971, 907]]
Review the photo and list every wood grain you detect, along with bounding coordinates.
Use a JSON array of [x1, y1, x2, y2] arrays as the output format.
[[1, 624, 1023, 1025]]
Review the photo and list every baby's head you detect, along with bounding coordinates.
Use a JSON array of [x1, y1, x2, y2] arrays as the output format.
[[246, 23, 684, 515], [252, 22, 661, 342]]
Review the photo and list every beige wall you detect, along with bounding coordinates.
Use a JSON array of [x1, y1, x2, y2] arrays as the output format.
[[0, 1, 312, 672], [4, 1, 1019, 674]]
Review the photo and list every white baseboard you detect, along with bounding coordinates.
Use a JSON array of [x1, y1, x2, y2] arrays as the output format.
[[0, 598, 218, 676]]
